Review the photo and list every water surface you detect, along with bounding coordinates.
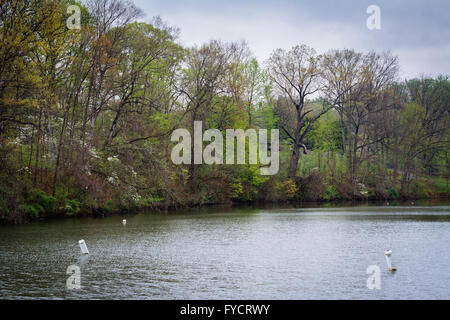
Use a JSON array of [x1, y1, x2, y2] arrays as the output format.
[[1, 202, 449, 299]]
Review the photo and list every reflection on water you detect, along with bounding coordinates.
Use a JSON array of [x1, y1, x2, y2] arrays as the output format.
[[0, 201, 449, 299]]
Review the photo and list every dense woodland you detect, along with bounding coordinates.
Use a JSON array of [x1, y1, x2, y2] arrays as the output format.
[[1, 0, 449, 223]]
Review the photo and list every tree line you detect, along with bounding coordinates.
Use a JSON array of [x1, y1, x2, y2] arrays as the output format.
[[1, 0, 449, 223]]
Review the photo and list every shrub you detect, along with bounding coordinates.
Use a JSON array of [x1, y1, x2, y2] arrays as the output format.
[[388, 187, 399, 199], [19, 204, 39, 218], [322, 185, 339, 201], [64, 199, 81, 216], [410, 180, 432, 199], [231, 181, 243, 199], [103, 199, 116, 212], [0, 197, 9, 214], [294, 172, 326, 201], [283, 179, 298, 199], [32, 191, 57, 214]]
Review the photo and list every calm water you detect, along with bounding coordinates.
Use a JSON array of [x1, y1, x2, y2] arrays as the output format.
[[1, 202, 449, 300]]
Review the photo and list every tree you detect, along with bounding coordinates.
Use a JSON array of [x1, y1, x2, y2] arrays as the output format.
[[267, 45, 325, 178], [395, 77, 449, 193], [322, 49, 399, 191], [178, 41, 246, 195]]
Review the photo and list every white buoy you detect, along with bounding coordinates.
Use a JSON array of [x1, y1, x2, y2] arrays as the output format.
[[122, 219, 127, 225], [385, 249, 397, 271], [78, 239, 89, 255]]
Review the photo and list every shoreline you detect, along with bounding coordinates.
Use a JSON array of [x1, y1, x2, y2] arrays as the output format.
[[2, 195, 449, 226]]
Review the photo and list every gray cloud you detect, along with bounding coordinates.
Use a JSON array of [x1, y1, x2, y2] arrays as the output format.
[[133, 0, 450, 79]]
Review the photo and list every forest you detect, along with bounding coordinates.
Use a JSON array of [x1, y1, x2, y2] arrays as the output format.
[[0, 0, 449, 223]]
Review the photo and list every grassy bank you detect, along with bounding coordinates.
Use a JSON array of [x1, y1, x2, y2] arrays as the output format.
[[1, 174, 448, 224]]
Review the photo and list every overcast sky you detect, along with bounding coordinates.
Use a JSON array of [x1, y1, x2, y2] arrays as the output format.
[[133, 0, 450, 79]]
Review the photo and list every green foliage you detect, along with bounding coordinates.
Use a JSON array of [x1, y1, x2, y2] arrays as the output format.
[[322, 185, 339, 201], [64, 199, 82, 216], [308, 112, 342, 152], [231, 181, 243, 199], [411, 180, 432, 199], [0, 1, 448, 224], [33, 191, 57, 213], [230, 165, 269, 201], [143, 196, 165, 207], [432, 176, 450, 194], [103, 200, 116, 213], [20, 204, 40, 218], [16, 189, 83, 219], [388, 187, 399, 199], [0, 197, 10, 214]]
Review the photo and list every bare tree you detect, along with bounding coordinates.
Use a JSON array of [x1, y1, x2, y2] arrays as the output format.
[[267, 45, 329, 178]]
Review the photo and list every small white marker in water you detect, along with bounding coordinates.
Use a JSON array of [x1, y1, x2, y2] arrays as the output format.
[[122, 219, 127, 225], [78, 239, 89, 255], [385, 249, 397, 271]]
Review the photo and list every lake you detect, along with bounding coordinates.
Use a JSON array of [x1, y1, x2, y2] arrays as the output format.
[[1, 202, 449, 299]]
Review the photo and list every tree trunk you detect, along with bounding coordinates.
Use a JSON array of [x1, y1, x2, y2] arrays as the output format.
[[33, 110, 42, 186], [288, 108, 304, 179], [288, 141, 301, 179]]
